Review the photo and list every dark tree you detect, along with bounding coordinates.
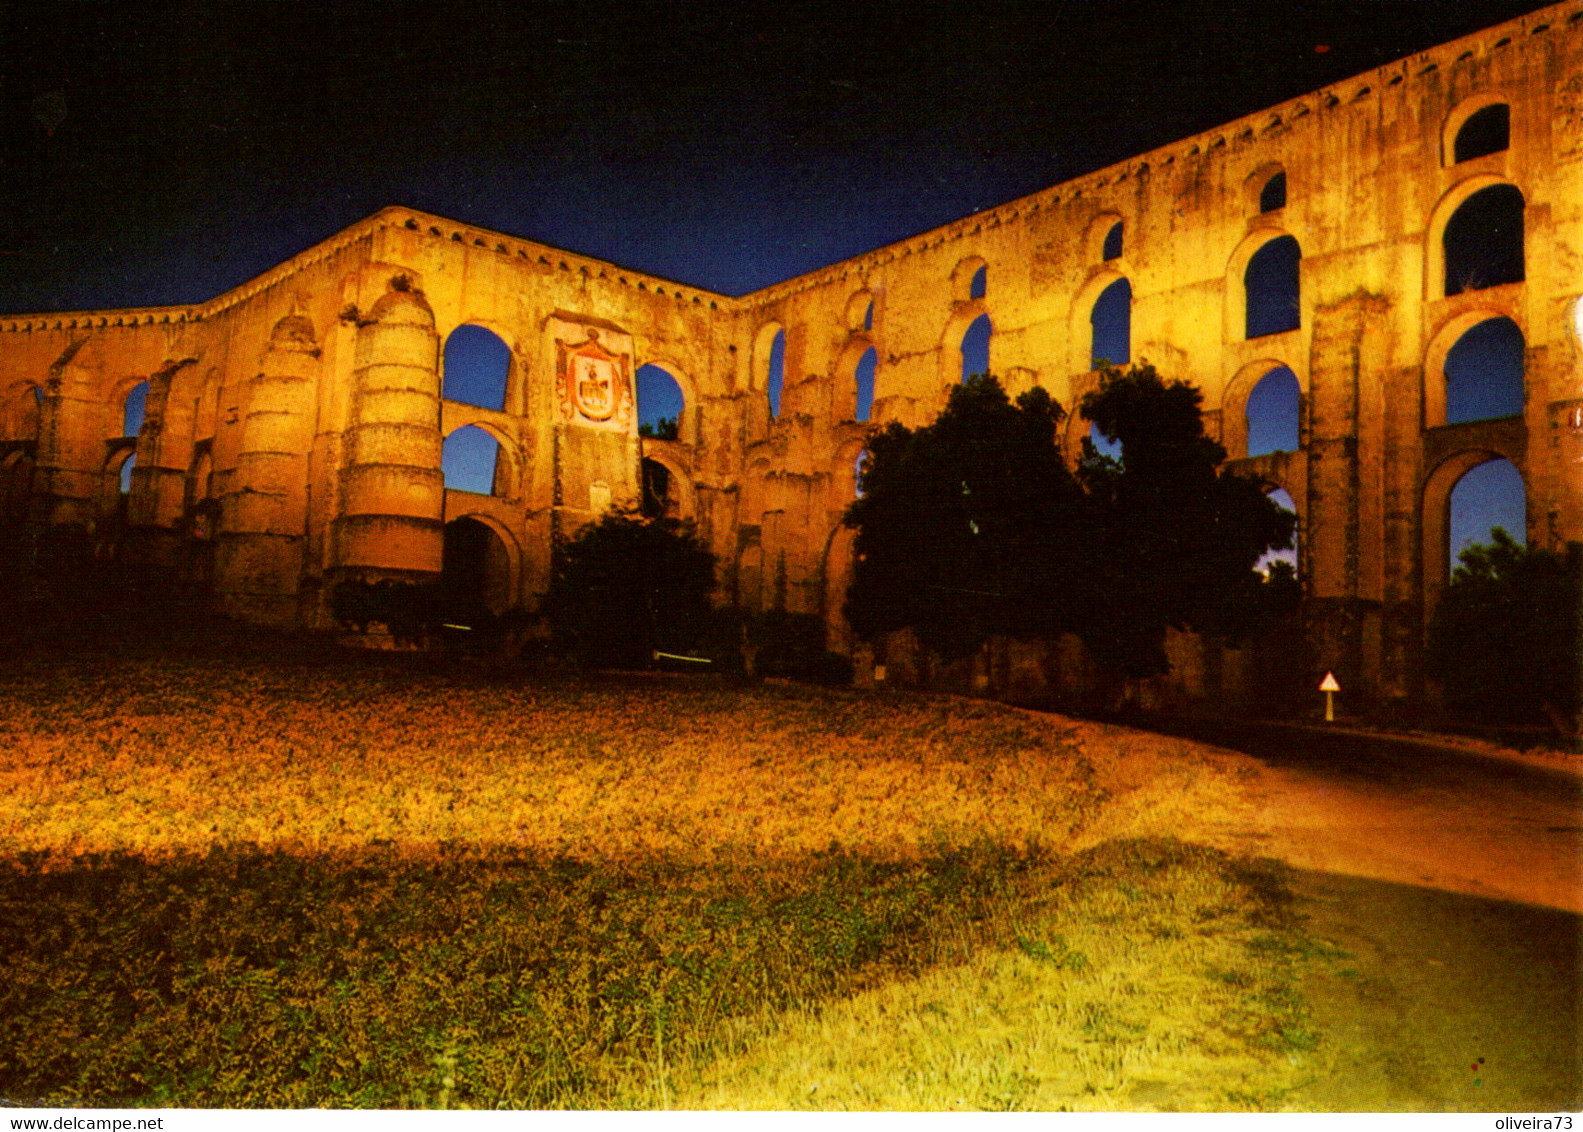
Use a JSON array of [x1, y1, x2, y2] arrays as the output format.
[[1076, 363, 1296, 677], [547, 513, 717, 668], [639, 417, 679, 440], [1427, 530, 1581, 736], [842, 366, 1294, 679], [842, 375, 1086, 660]]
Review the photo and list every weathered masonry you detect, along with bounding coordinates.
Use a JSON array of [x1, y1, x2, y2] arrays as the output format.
[[1, 3, 1579, 704]]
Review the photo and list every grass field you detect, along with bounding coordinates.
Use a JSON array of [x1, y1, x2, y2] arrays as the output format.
[[0, 653, 1335, 1109]]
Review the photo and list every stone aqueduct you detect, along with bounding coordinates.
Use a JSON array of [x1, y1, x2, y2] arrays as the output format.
[[1, 3, 1580, 704]]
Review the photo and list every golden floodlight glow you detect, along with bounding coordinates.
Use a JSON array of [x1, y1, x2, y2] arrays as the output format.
[[0, 4, 1574, 708]]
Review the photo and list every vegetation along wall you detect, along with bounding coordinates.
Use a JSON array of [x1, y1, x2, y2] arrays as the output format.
[[1, 2, 1579, 706]]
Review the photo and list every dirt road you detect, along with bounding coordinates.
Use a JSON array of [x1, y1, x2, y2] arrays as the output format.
[[1142, 719, 1582, 1111]]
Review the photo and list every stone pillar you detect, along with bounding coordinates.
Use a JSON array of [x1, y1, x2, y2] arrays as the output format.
[[30, 338, 106, 534], [1304, 294, 1391, 700], [1551, 398, 1583, 547], [331, 281, 443, 582], [120, 359, 198, 572], [143, 360, 200, 531], [1379, 353, 1427, 702], [213, 312, 322, 623]]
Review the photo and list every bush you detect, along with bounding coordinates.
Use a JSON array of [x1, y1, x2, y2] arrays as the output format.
[[547, 514, 717, 669], [329, 579, 444, 646], [1427, 530, 1581, 735], [749, 610, 852, 685], [844, 375, 1084, 662]]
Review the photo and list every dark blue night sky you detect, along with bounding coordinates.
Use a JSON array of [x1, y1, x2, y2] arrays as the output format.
[[0, 0, 1556, 312]]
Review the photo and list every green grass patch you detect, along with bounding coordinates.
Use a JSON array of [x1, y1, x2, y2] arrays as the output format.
[[0, 844, 1040, 1107], [0, 839, 1329, 1110]]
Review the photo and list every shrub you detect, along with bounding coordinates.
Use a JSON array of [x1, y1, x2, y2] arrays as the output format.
[[749, 610, 852, 685], [329, 579, 444, 645], [547, 514, 717, 669], [1427, 530, 1581, 735]]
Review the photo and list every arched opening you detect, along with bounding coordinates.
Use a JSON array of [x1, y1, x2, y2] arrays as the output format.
[[864, 301, 874, 332], [194, 369, 221, 443], [1444, 317, 1524, 424], [179, 449, 216, 582], [960, 313, 991, 383], [1245, 235, 1301, 338], [1245, 366, 1300, 456], [853, 448, 870, 499], [1256, 488, 1298, 575], [1090, 277, 1131, 369], [1258, 172, 1287, 213], [636, 363, 685, 439], [821, 523, 859, 653], [767, 328, 786, 417], [1444, 184, 1524, 296], [122, 381, 148, 438], [1454, 103, 1509, 163], [118, 452, 136, 496], [442, 325, 510, 411], [441, 425, 504, 496], [1448, 458, 1525, 574], [641, 457, 673, 518], [441, 516, 513, 620], [854, 347, 877, 422], [952, 256, 988, 303], [1102, 221, 1124, 262]]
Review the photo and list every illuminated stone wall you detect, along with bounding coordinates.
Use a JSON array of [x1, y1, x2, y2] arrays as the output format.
[[0, 1, 1577, 704], [725, 2, 1582, 702], [0, 218, 739, 628]]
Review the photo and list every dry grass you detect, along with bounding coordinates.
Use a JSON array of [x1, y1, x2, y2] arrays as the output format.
[[0, 654, 1328, 1109], [1, 659, 1116, 862]]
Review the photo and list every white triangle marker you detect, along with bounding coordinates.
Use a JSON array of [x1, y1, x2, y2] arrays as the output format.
[[1319, 671, 1340, 721]]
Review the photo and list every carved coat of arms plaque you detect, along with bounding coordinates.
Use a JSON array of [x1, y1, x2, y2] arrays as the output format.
[[556, 328, 633, 430]]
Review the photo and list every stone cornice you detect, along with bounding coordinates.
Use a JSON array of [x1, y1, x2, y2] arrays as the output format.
[[0, 206, 737, 333]]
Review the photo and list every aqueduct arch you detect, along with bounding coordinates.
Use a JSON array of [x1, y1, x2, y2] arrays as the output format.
[[634, 357, 700, 445], [1421, 447, 1530, 619], [1423, 308, 1527, 427], [1221, 359, 1305, 460]]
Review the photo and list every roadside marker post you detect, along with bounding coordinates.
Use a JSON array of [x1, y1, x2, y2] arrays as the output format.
[[1319, 671, 1341, 722]]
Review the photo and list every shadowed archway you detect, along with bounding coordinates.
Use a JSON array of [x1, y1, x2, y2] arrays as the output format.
[[441, 515, 514, 620]]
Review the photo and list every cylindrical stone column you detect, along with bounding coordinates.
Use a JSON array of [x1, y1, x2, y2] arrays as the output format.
[[213, 312, 321, 622], [332, 282, 443, 579]]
